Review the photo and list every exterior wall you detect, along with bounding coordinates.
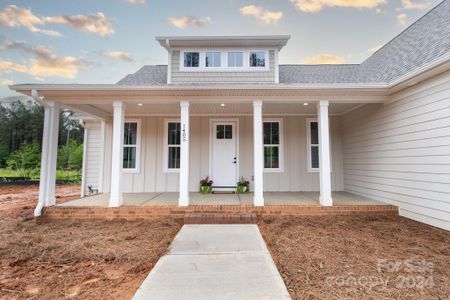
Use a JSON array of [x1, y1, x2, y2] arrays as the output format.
[[100, 115, 344, 193], [82, 121, 103, 195], [342, 71, 450, 230], [170, 50, 276, 84]]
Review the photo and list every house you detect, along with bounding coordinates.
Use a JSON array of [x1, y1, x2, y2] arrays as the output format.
[[10, 0, 450, 230]]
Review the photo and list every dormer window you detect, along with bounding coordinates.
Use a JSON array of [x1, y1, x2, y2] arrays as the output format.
[[249, 52, 265, 67], [228, 52, 243, 67], [205, 52, 221, 67], [184, 52, 199, 67]]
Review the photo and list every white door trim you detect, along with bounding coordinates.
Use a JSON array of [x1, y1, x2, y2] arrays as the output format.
[[209, 118, 240, 187]]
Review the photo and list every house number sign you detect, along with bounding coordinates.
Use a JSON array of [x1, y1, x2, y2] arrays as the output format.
[[182, 123, 187, 142]]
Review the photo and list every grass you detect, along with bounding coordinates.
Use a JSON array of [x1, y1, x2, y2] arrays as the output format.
[[0, 168, 81, 184]]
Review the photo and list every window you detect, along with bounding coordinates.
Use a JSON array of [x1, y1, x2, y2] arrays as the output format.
[[263, 120, 283, 171], [228, 52, 243, 67], [184, 52, 199, 67], [166, 121, 181, 170], [249, 52, 265, 67], [123, 121, 140, 171], [206, 52, 221, 67], [307, 120, 319, 171], [216, 125, 232, 139]]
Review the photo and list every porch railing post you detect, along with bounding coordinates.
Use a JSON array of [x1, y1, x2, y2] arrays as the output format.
[[253, 100, 264, 206], [179, 101, 190, 206], [109, 101, 125, 207], [317, 100, 333, 206]]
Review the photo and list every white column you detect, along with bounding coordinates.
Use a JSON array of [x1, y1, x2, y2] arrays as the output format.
[[253, 100, 264, 206], [35, 101, 60, 216], [109, 101, 125, 207], [179, 101, 190, 206], [317, 100, 333, 206]]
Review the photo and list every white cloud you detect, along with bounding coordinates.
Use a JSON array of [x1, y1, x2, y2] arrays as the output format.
[[240, 5, 283, 24], [100, 51, 133, 62], [368, 44, 383, 53], [123, 0, 146, 4], [302, 54, 347, 64], [44, 13, 114, 37], [400, 0, 431, 10], [290, 0, 386, 12], [0, 40, 90, 78], [0, 5, 60, 36], [0, 5, 114, 37], [397, 13, 408, 26], [168, 16, 211, 29], [1, 79, 14, 85]]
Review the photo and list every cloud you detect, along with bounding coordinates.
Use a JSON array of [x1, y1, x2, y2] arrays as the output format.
[[0, 61, 28, 74], [0, 5, 60, 36], [302, 54, 347, 64], [1, 79, 14, 85], [290, 0, 386, 12], [0, 40, 91, 78], [123, 0, 146, 4], [44, 12, 114, 37], [100, 51, 133, 62], [167, 16, 211, 28], [397, 13, 408, 26], [399, 0, 431, 10], [240, 5, 283, 24], [368, 44, 383, 53]]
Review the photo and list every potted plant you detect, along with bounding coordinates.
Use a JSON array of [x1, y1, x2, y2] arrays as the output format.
[[236, 176, 250, 194], [199, 176, 213, 194]]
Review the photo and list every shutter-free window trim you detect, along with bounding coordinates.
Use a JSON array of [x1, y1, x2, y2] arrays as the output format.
[[263, 118, 284, 172]]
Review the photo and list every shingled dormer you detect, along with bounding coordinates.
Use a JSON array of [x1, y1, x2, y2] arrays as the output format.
[[156, 35, 290, 84]]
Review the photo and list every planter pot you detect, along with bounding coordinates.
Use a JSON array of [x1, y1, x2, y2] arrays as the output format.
[[236, 184, 249, 194], [200, 185, 212, 194]]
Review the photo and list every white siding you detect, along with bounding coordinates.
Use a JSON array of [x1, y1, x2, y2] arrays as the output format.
[[342, 71, 450, 231], [99, 115, 344, 193], [83, 121, 102, 195]]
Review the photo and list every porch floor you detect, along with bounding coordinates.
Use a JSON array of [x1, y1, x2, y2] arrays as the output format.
[[58, 191, 384, 207]]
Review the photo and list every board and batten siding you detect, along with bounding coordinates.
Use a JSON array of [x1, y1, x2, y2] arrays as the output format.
[[82, 121, 103, 196], [170, 50, 276, 84], [100, 115, 344, 193], [342, 70, 450, 231]]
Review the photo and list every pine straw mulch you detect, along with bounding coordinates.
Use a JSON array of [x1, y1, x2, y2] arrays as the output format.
[[259, 215, 450, 300], [0, 184, 182, 300]]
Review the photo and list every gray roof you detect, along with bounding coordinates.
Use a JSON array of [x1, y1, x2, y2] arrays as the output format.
[[117, 0, 449, 86]]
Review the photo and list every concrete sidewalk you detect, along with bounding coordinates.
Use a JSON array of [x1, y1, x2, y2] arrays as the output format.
[[132, 224, 291, 300]]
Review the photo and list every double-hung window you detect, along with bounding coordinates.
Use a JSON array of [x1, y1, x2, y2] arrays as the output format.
[[263, 119, 283, 171], [165, 121, 181, 171], [184, 52, 199, 67], [249, 52, 266, 67], [123, 121, 140, 172], [205, 52, 221, 67], [307, 119, 319, 171]]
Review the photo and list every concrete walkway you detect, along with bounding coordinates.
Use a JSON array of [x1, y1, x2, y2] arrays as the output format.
[[133, 225, 291, 300]]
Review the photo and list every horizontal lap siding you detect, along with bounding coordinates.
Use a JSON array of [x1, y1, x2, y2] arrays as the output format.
[[342, 70, 450, 230]]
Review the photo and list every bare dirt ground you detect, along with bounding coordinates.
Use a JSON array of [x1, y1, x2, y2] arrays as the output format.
[[260, 215, 450, 300], [0, 185, 181, 299]]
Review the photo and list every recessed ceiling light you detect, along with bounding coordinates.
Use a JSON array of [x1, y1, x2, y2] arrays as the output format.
[[303, 102, 308, 106], [220, 103, 225, 107], [138, 103, 143, 106]]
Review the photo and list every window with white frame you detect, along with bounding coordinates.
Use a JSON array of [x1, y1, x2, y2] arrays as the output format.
[[205, 52, 221, 67], [166, 121, 181, 170], [249, 52, 265, 67], [123, 121, 140, 171], [307, 119, 319, 171], [184, 52, 199, 67], [228, 52, 243, 67], [263, 120, 283, 171]]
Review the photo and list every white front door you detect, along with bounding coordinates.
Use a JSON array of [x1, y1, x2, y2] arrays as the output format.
[[211, 121, 237, 187]]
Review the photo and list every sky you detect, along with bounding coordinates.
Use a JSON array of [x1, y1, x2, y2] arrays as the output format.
[[0, 0, 443, 98]]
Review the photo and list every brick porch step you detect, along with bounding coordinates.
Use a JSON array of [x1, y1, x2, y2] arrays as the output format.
[[184, 212, 257, 224]]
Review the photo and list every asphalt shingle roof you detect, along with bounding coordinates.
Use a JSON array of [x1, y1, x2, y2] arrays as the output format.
[[117, 0, 450, 86]]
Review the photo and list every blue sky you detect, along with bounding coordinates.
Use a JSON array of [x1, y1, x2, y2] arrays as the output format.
[[0, 0, 442, 97]]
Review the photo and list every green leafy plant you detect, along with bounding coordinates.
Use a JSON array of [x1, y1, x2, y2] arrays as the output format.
[[236, 176, 250, 193]]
